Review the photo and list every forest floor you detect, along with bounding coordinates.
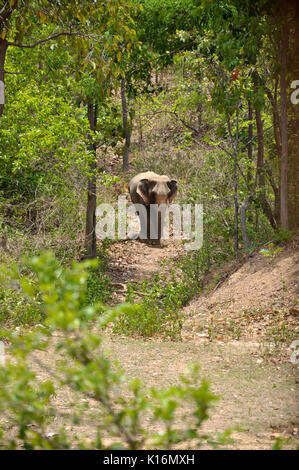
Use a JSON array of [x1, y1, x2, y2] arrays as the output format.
[[98, 229, 299, 449], [11, 230, 299, 450]]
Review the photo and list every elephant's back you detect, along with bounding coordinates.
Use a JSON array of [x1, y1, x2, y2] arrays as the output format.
[[129, 171, 169, 191]]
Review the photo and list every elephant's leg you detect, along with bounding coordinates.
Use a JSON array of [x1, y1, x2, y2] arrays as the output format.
[[147, 209, 151, 240], [149, 205, 162, 246], [137, 206, 148, 241], [152, 211, 162, 246]]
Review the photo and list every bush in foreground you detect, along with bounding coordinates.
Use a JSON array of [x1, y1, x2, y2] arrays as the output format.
[[0, 253, 229, 449]]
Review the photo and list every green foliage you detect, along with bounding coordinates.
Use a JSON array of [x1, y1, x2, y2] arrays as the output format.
[[137, 0, 199, 59], [0, 284, 44, 331], [114, 275, 183, 339], [272, 229, 293, 245], [85, 246, 112, 306], [0, 0, 141, 191], [0, 255, 44, 331], [272, 437, 284, 450], [113, 256, 201, 339], [0, 75, 90, 200], [0, 243, 112, 330], [0, 253, 223, 450], [260, 242, 283, 261]]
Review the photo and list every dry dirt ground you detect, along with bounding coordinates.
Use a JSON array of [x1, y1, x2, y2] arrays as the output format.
[[96, 233, 299, 449]]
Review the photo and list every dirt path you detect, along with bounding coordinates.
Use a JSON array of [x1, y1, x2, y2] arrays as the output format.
[[107, 238, 184, 303]]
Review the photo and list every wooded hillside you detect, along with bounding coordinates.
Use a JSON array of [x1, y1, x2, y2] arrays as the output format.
[[0, 0, 298, 451]]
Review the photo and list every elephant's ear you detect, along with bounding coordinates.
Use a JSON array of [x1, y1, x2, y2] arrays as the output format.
[[136, 179, 150, 205], [167, 179, 178, 203]]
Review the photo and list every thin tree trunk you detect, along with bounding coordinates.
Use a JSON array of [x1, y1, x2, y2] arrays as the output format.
[[138, 114, 143, 147], [265, 164, 280, 226], [279, 20, 289, 230], [247, 100, 253, 189], [265, 79, 282, 157], [227, 116, 239, 257], [255, 106, 265, 189], [239, 100, 254, 244], [121, 78, 130, 172], [196, 58, 203, 136], [240, 197, 250, 250], [137, 101, 143, 147], [197, 102, 203, 136], [233, 145, 239, 256], [0, 39, 8, 118], [287, 3, 299, 230], [255, 105, 277, 229], [84, 99, 98, 259], [264, 80, 281, 225]]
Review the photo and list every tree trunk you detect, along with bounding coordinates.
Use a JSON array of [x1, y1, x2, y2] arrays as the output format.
[[84, 99, 98, 259], [287, 3, 299, 230], [121, 78, 130, 172], [197, 102, 203, 136], [233, 145, 239, 257], [247, 100, 253, 189], [240, 197, 250, 250], [227, 116, 239, 257], [264, 81, 281, 225], [255, 105, 277, 229], [255, 106, 265, 189], [196, 58, 203, 136], [265, 79, 282, 158], [0, 39, 8, 118], [265, 164, 280, 226], [279, 20, 289, 230], [138, 114, 143, 147]]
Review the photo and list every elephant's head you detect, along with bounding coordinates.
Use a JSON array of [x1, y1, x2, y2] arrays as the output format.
[[136, 176, 178, 206]]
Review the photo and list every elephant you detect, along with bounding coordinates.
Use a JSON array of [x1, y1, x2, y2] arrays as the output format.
[[128, 171, 178, 245]]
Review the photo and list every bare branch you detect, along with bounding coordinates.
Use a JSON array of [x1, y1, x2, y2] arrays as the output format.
[[4, 69, 25, 74], [7, 31, 94, 48]]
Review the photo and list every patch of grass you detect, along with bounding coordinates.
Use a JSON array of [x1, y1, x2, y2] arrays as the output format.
[[195, 302, 298, 348], [265, 320, 296, 348], [113, 274, 183, 339], [113, 256, 201, 339], [0, 241, 112, 331], [0, 284, 44, 331], [84, 244, 112, 306]]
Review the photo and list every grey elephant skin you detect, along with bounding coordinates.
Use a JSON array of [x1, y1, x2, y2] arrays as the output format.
[[128, 171, 178, 244]]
